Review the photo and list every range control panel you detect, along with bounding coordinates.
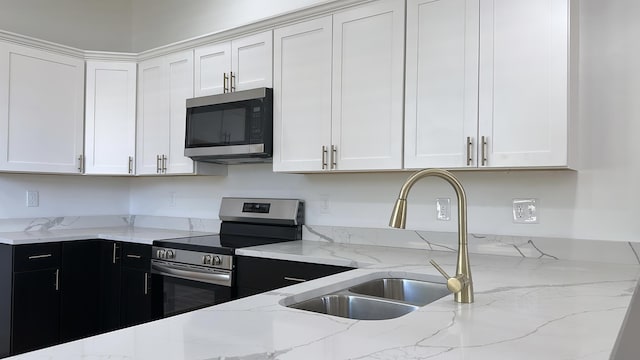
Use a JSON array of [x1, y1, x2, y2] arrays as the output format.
[[152, 247, 233, 271]]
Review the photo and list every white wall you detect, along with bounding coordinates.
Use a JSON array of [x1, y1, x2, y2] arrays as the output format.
[[130, 0, 331, 51], [129, 0, 640, 243], [0, 0, 133, 51], [0, 174, 130, 218]]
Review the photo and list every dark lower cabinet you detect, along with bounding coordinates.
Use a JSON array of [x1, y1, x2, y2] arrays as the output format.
[[120, 242, 152, 327], [60, 240, 101, 342], [12, 268, 60, 354], [236, 256, 354, 298], [8, 242, 62, 355], [98, 241, 122, 332], [0, 240, 154, 358], [121, 268, 152, 327]]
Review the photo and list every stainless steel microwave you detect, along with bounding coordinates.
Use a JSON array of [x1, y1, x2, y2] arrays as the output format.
[[184, 87, 273, 164]]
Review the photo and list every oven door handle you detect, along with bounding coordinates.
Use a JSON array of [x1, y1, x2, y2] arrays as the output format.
[[151, 261, 232, 287]]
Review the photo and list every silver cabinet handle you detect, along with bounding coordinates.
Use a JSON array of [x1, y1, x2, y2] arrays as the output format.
[[481, 136, 488, 166], [128, 156, 133, 174], [284, 276, 307, 283], [78, 154, 84, 173], [55, 269, 59, 291], [223, 73, 229, 93], [156, 155, 162, 174], [126, 254, 142, 259], [144, 272, 149, 295], [230, 71, 236, 92], [112, 243, 119, 264], [331, 145, 337, 170], [28, 254, 52, 260], [162, 155, 167, 173], [466, 137, 473, 166], [321, 146, 328, 169]]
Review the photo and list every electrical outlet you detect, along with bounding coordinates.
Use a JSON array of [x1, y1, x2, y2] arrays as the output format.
[[436, 198, 451, 221], [26, 190, 39, 207], [169, 192, 176, 207], [513, 198, 538, 224]]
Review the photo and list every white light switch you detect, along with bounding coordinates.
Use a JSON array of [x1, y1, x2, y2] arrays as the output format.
[[26, 190, 39, 207]]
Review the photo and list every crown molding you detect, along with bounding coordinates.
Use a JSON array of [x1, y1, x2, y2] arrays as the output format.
[[136, 0, 375, 61], [0, 0, 376, 63], [0, 29, 85, 58]]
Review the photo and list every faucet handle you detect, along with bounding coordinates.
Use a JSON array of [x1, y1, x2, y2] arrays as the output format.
[[429, 259, 468, 294]]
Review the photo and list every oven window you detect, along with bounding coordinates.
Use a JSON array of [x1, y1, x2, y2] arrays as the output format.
[[159, 275, 232, 317]]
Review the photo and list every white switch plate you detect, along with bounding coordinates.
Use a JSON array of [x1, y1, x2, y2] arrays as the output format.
[[513, 198, 538, 223], [26, 190, 39, 207], [319, 194, 330, 214], [436, 198, 451, 221]]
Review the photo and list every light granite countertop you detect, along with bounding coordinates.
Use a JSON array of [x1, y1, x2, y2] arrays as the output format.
[[6, 240, 640, 360], [0, 226, 214, 245]]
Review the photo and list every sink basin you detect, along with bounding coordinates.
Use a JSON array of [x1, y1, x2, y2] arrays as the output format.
[[285, 275, 450, 320], [348, 278, 449, 306], [288, 294, 419, 320]]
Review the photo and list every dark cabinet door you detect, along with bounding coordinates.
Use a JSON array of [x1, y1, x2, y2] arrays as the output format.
[[98, 241, 122, 332], [236, 256, 353, 297], [12, 268, 60, 354], [60, 240, 101, 342], [121, 267, 152, 327]]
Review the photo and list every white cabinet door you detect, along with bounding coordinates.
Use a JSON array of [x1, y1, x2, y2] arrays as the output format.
[[195, 31, 273, 97], [0, 42, 84, 174], [194, 42, 231, 96], [85, 61, 137, 175], [331, 0, 405, 171], [165, 51, 195, 174], [273, 17, 333, 172], [404, 0, 479, 169], [136, 57, 169, 175], [478, 0, 570, 167], [231, 31, 273, 91]]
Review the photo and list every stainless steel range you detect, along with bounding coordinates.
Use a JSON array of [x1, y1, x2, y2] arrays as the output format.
[[151, 197, 304, 318]]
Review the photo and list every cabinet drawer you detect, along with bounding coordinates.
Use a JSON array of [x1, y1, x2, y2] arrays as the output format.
[[13, 243, 61, 272], [121, 243, 151, 270], [236, 256, 352, 292]]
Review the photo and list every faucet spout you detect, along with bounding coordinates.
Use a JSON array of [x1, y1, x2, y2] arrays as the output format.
[[389, 169, 473, 303]]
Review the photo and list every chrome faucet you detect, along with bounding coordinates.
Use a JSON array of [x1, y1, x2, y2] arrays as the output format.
[[389, 168, 474, 303]]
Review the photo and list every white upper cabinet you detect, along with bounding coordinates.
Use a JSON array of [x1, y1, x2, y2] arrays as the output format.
[[273, 17, 333, 172], [478, 0, 573, 168], [165, 51, 196, 174], [404, 0, 479, 169], [273, 0, 405, 172], [0, 41, 84, 174], [84, 61, 137, 175], [331, 0, 405, 171], [137, 56, 169, 175], [137, 51, 226, 176], [195, 31, 273, 97], [405, 0, 575, 169]]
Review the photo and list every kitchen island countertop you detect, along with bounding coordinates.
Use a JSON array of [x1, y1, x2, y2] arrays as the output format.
[[6, 239, 640, 360]]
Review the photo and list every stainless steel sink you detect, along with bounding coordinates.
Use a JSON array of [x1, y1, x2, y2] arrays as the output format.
[[288, 294, 419, 320], [285, 276, 449, 320], [348, 278, 449, 306]]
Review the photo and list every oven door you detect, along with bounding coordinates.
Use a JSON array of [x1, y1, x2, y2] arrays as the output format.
[[151, 260, 234, 318]]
